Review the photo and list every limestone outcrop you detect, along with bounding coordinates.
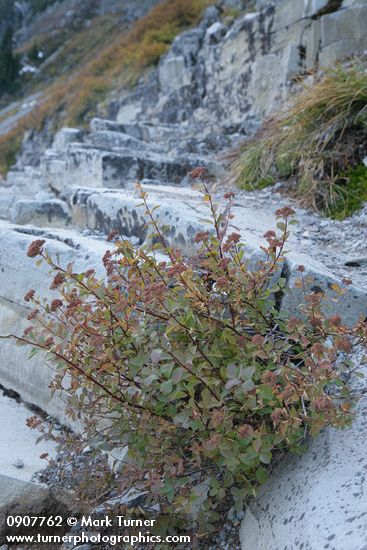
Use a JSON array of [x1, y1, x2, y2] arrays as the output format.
[[0, 0, 367, 548]]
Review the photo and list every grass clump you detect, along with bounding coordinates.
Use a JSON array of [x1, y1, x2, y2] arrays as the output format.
[[233, 61, 367, 218], [8, 180, 367, 541], [328, 164, 367, 219]]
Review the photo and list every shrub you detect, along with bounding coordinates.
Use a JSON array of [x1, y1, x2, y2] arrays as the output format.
[[8, 178, 367, 539], [233, 61, 367, 218]]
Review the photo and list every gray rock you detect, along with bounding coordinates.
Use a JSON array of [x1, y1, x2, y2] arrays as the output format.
[[201, 5, 220, 27], [107, 446, 129, 473], [52, 128, 84, 151], [11, 199, 71, 228], [89, 117, 126, 133], [320, 5, 367, 47], [282, 256, 367, 327], [319, 5, 367, 65], [158, 55, 191, 92], [0, 221, 111, 425], [240, 360, 367, 550], [206, 21, 227, 44], [87, 130, 148, 151], [84, 188, 205, 254], [92, 489, 147, 515], [0, 473, 71, 543], [343, 0, 367, 6], [50, 144, 199, 191]]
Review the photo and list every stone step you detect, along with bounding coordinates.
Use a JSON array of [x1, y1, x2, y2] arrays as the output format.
[[67, 185, 204, 253], [41, 142, 223, 194], [51, 127, 84, 151], [0, 190, 20, 220], [6, 167, 42, 189], [11, 199, 72, 228], [86, 129, 152, 152], [89, 117, 205, 142], [1, 166, 52, 220], [88, 117, 230, 155]]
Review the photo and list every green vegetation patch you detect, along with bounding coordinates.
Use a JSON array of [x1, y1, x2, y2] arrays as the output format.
[[328, 164, 367, 220]]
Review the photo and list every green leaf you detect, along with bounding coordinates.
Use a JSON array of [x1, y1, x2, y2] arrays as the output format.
[[242, 379, 255, 392], [170, 390, 187, 400], [160, 380, 173, 394], [253, 438, 262, 453], [258, 385, 275, 401], [226, 363, 238, 378], [241, 366, 256, 379], [259, 451, 272, 464], [256, 466, 268, 484]]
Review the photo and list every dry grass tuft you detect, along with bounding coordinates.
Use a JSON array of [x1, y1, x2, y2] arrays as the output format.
[[233, 61, 367, 218]]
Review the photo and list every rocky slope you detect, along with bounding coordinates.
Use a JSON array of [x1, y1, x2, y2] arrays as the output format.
[[0, 0, 367, 548]]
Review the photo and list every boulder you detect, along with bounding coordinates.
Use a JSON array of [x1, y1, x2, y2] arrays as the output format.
[[90, 117, 125, 133], [282, 256, 367, 327], [84, 188, 205, 254], [320, 5, 367, 47], [158, 55, 191, 92], [41, 151, 68, 194], [319, 5, 367, 65]]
